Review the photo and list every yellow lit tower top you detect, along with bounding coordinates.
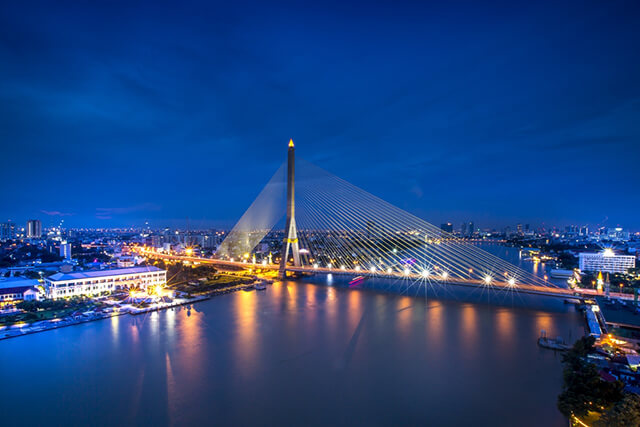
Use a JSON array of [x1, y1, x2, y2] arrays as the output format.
[[289, 138, 294, 148]]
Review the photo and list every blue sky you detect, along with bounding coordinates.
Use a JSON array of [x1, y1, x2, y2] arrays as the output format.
[[1, 0, 639, 230]]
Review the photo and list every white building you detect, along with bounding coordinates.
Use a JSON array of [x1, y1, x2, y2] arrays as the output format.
[[44, 266, 167, 299], [0, 278, 42, 303], [579, 250, 636, 274]]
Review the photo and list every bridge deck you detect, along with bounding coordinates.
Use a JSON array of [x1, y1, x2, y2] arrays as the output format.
[[139, 251, 626, 300]]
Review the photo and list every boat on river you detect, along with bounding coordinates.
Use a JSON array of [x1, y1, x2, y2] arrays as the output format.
[[537, 330, 571, 351], [349, 276, 365, 287]]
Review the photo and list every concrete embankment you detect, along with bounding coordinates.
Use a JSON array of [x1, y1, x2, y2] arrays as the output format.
[[0, 282, 265, 340]]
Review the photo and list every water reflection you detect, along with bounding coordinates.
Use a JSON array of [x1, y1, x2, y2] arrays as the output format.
[[111, 314, 119, 344], [460, 304, 477, 352], [150, 311, 159, 338], [177, 306, 205, 380], [325, 286, 338, 335], [130, 321, 139, 344], [495, 309, 514, 351], [0, 280, 586, 427], [395, 296, 412, 340], [286, 282, 298, 312], [166, 308, 176, 341], [234, 288, 257, 378], [426, 302, 444, 351], [535, 312, 553, 337], [165, 352, 176, 424], [346, 288, 362, 330]]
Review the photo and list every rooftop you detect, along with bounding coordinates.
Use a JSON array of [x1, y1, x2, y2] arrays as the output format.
[[0, 278, 41, 289], [47, 266, 165, 282], [0, 285, 37, 295]]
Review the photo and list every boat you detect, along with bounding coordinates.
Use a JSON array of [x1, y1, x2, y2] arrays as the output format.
[[255, 281, 267, 290], [537, 330, 570, 351], [538, 337, 571, 351], [349, 276, 365, 287]]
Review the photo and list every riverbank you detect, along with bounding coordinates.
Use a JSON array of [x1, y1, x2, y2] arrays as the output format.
[[0, 281, 265, 340]]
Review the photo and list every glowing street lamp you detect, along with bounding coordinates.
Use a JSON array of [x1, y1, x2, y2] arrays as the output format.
[[484, 276, 492, 285], [508, 278, 516, 286], [404, 268, 410, 276]]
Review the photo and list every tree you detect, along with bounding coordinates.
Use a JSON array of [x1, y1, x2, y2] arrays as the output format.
[[557, 336, 624, 418], [596, 393, 640, 427]]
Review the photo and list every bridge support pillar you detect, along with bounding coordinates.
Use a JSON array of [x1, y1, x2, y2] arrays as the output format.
[[279, 139, 301, 279]]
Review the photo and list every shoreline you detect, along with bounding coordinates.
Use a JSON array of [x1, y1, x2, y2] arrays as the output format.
[[0, 282, 259, 341]]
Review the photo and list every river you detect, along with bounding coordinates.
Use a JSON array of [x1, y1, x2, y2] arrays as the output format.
[[1, 271, 583, 426]]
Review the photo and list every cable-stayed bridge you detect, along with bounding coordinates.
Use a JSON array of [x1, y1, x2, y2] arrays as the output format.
[[210, 140, 589, 299]]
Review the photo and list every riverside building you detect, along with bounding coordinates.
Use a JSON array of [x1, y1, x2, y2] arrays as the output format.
[[578, 250, 635, 274], [44, 266, 167, 299]]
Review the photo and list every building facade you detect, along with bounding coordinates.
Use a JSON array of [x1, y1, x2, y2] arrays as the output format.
[[579, 252, 636, 274], [26, 219, 42, 238], [0, 278, 42, 303], [0, 221, 16, 241], [60, 242, 72, 259], [440, 223, 453, 233], [44, 266, 167, 299]]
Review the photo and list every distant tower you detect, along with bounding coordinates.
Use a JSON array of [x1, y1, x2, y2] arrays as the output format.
[[26, 219, 42, 238], [278, 139, 301, 278]]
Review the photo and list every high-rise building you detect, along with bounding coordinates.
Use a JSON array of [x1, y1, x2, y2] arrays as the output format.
[[440, 222, 453, 233], [468, 222, 475, 236], [0, 221, 16, 241], [60, 242, 72, 260], [460, 222, 467, 237], [517, 224, 523, 235], [26, 220, 42, 238]]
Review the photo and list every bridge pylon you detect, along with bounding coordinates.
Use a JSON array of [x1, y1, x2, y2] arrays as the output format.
[[278, 139, 301, 278]]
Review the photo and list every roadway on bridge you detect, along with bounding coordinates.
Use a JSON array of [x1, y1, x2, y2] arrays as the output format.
[[137, 249, 632, 301]]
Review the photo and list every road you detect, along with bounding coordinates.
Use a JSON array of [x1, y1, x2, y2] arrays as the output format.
[[136, 249, 635, 301]]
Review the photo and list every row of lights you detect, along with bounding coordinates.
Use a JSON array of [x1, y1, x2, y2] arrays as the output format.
[[308, 263, 517, 286]]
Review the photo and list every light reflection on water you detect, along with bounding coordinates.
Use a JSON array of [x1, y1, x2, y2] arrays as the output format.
[[234, 289, 257, 379], [0, 276, 584, 427]]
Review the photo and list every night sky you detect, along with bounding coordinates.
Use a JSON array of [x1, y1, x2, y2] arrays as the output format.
[[1, 1, 639, 230]]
